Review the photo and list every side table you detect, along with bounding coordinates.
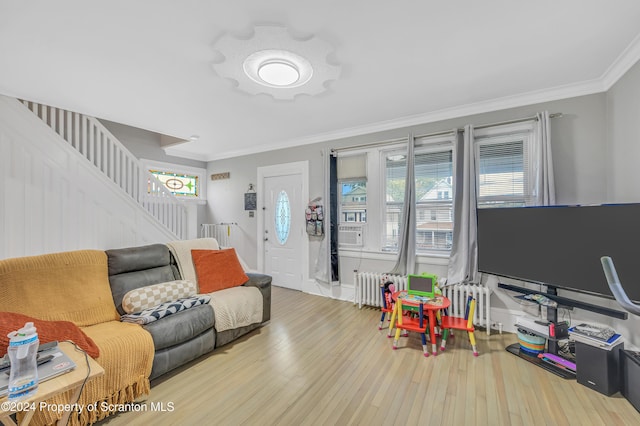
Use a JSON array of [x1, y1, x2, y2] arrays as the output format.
[[0, 342, 104, 426]]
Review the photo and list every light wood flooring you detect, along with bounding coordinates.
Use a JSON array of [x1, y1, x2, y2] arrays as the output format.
[[98, 286, 640, 426]]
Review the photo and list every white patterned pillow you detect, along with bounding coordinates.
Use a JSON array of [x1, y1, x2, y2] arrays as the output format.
[[122, 280, 197, 314]]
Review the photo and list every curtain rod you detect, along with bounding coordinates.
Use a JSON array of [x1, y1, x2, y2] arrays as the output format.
[[331, 136, 407, 154], [333, 112, 563, 153], [415, 112, 563, 139]]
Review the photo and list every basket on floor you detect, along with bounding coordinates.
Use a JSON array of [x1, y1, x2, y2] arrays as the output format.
[[517, 327, 546, 354]]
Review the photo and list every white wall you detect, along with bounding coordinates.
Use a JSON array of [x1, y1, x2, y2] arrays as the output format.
[[0, 96, 178, 259]]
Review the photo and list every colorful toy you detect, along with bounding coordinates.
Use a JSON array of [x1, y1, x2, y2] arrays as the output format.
[[378, 275, 396, 330]]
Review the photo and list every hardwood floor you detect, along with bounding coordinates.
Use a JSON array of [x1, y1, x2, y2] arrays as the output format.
[[98, 286, 640, 426]]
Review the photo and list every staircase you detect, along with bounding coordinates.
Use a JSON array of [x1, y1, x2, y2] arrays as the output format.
[[19, 99, 187, 239]]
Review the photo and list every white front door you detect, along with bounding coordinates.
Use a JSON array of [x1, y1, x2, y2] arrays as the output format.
[[260, 165, 306, 291]]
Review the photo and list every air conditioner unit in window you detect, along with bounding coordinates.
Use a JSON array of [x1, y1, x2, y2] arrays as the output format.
[[338, 224, 364, 247]]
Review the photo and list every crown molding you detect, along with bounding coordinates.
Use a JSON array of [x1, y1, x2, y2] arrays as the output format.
[[601, 32, 640, 90], [191, 78, 607, 162], [176, 34, 640, 162]]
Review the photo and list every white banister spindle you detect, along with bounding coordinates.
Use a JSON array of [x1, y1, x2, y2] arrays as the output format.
[[90, 121, 95, 163], [84, 117, 90, 157], [109, 140, 116, 183], [50, 106, 57, 132], [73, 112, 80, 150], [96, 129, 101, 170], [101, 132, 107, 175], [66, 111, 72, 145], [132, 162, 138, 202], [81, 115, 87, 155], [58, 109, 65, 140], [115, 148, 121, 188]]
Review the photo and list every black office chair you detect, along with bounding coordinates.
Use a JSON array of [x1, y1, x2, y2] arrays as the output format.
[[601, 256, 640, 316]]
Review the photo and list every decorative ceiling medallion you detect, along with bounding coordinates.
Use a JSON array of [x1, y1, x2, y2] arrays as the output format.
[[212, 26, 341, 100]]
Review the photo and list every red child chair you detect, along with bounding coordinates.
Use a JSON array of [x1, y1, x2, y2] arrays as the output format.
[[391, 298, 430, 357], [439, 296, 478, 356]]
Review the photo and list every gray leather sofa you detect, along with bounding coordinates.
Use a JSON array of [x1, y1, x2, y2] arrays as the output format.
[[106, 243, 271, 380]]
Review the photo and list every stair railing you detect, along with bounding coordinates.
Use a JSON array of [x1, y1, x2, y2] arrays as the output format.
[[20, 100, 187, 239]]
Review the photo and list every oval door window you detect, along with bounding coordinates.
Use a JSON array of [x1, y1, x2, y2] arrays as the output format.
[[275, 190, 291, 245]]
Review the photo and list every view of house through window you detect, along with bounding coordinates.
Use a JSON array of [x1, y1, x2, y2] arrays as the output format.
[[384, 148, 454, 253], [339, 181, 367, 223], [336, 124, 533, 256]]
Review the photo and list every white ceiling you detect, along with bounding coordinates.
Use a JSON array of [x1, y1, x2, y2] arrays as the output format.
[[1, 1, 640, 161]]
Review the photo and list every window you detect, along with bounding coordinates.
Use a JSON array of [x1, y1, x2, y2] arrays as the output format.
[[337, 153, 367, 226], [475, 125, 534, 209], [340, 181, 367, 223], [415, 149, 453, 253], [142, 159, 206, 202], [383, 145, 454, 253], [275, 190, 291, 244], [383, 153, 405, 250], [149, 170, 199, 197], [335, 120, 539, 257]]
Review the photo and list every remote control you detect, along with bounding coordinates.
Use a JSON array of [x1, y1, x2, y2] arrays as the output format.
[[37, 341, 58, 353]]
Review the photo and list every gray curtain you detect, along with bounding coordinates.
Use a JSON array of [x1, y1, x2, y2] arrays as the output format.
[[314, 148, 331, 284], [534, 111, 556, 205], [390, 134, 416, 276], [447, 125, 478, 285]]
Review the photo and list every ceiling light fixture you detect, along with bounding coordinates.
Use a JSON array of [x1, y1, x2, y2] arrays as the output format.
[[258, 61, 299, 86], [243, 49, 313, 89], [212, 25, 340, 100]]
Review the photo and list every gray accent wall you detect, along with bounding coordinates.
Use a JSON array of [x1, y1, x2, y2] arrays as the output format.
[[607, 59, 640, 202], [208, 89, 640, 342], [207, 92, 609, 271]]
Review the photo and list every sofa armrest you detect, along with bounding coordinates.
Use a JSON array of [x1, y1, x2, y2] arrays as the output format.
[[243, 273, 272, 323]]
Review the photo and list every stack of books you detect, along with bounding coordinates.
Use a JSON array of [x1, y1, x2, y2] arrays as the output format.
[[568, 323, 623, 350]]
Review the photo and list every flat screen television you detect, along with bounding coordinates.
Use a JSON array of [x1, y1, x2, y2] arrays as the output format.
[[477, 203, 640, 303]]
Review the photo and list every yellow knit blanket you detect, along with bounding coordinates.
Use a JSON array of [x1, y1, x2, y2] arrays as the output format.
[[0, 250, 155, 426]]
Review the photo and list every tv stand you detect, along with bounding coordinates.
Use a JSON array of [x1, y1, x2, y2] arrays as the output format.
[[505, 343, 575, 379], [498, 281, 627, 378], [498, 283, 628, 320]]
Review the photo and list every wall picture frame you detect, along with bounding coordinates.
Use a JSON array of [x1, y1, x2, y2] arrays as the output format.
[[244, 192, 257, 211]]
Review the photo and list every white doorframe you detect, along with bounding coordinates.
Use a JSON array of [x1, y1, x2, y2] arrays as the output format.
[[257, 161, 309, 285]]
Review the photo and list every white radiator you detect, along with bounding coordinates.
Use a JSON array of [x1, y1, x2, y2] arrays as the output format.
[[200, 223, 237, 247], [354, 272, 407, 309], [442, 284, 492, 335]]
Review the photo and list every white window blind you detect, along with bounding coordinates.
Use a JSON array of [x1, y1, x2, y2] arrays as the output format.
[[338, 154, 367, 180], [477, 137, 530, 208]]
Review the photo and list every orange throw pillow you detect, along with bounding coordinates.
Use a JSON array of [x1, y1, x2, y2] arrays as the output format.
[[192, 248, 249, 293], [0, 312, 100, 358]]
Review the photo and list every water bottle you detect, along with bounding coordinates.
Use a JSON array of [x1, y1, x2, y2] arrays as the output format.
[[7, 322, 39, 400]]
